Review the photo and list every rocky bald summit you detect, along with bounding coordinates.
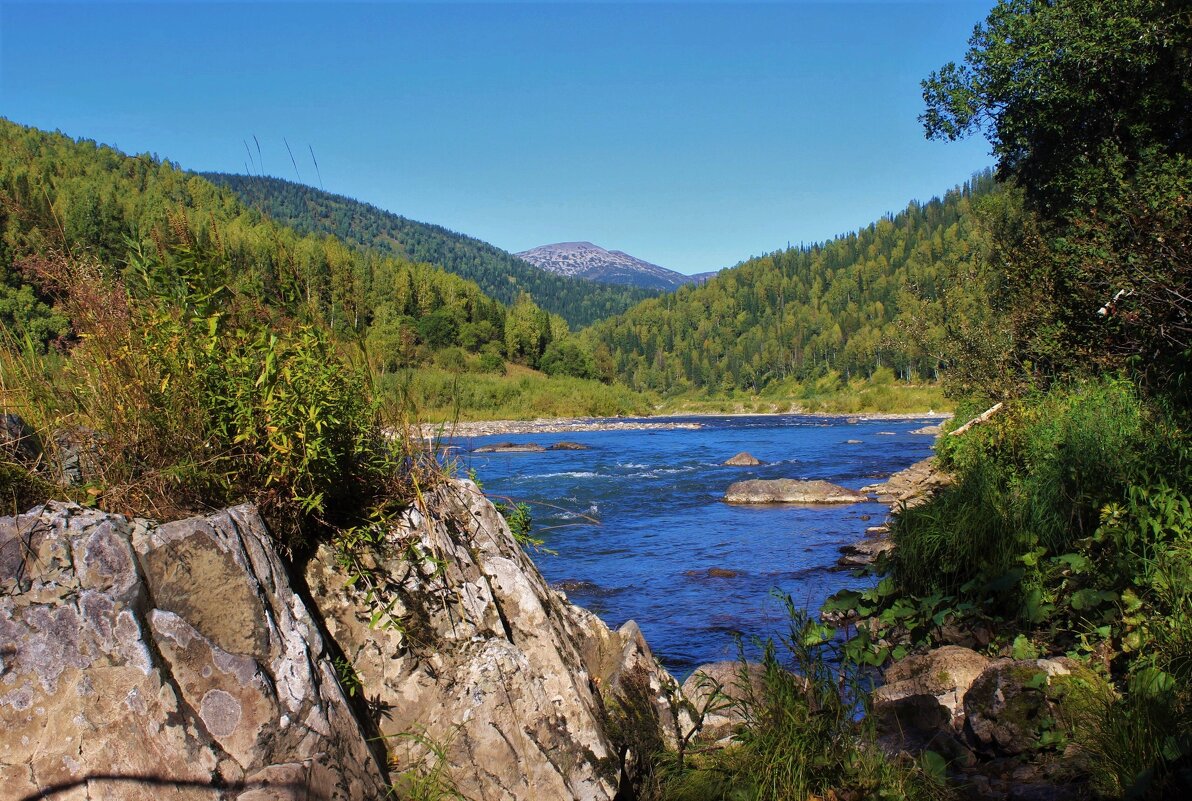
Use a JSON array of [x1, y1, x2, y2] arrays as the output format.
[[516, 241, 704, 291]]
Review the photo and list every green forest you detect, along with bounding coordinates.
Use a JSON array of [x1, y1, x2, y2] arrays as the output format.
[[1, 0, 1189, 797], [204, 172, 660, 329], [585, 172, 998, 395]]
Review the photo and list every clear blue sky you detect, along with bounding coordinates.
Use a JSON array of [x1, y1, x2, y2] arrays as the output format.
[[1, 1, 995, 274]]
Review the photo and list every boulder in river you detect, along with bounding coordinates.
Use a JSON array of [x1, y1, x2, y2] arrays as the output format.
[[862, 456, 953, 509], [723, 451, 763, 466], [549, 441, 591, 450], [473, 441, 546, 453], [723, 479, 869, 505]]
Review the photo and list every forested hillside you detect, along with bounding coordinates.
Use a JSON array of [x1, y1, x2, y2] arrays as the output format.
[[0, 120, 579, 377], [203, 173, 659, 329], [587, 171, 999, 394]]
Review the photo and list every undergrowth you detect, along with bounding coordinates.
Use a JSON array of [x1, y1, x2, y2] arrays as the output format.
[[641, 600, 950, 801], [823, 376, 1192, 798]]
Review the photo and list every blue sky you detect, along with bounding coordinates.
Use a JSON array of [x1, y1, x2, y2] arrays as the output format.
[[0, 1, 995, 274]]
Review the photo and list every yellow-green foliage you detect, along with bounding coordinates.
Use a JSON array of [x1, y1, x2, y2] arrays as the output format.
[[380, 364, 654, 422]]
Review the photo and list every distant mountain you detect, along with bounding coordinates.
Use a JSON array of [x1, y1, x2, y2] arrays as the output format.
[[202, 174, 659, 330], [516, 242, 697, 291]]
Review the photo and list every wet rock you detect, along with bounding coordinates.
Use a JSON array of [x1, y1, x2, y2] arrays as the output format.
[[0, 502, 387, 801], [305, 479, 680, 800], [549, 441, 591, 450], [473, 441, 546, 453], [912, 423, 943, 436], [724, 479, 868, 505], [685, 567, 740, 579], [723, 452, 762, 466]]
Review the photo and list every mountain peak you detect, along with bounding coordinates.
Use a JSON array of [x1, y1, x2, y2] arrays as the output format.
[[516, 242, 700, 291]]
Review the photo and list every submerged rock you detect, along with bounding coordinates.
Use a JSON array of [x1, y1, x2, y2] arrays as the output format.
[[0, 503, 387, 801], [685, 567, 741, 579], [723, 452, 762, 466], [473, 441, 546, 453], [549, 441, 591, 450], [723, 479, 868, 505]]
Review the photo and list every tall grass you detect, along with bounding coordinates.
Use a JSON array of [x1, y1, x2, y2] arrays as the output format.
[[650, 602, 950, 801], [1, 246, 424, 545]]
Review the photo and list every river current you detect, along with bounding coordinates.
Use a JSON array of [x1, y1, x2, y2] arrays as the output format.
[[453, 414, 942, 679]]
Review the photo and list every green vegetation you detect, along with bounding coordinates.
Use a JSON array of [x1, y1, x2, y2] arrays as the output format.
[[204, 173, 660, 329], [822, 2, 1192, 798], [586, 171, 999, 396], [630, 604, 949, 801]]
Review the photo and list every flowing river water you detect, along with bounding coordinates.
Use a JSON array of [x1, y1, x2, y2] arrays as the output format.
[[452, 413, 943, 679]]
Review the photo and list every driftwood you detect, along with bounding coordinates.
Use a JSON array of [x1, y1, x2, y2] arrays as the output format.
[[949, 402, 1004, 437]]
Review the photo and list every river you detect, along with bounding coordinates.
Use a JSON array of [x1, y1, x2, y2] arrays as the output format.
[[452, 413, 942, 678]]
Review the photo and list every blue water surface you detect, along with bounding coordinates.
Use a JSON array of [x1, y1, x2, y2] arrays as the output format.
[[452, 414, 941, 679]]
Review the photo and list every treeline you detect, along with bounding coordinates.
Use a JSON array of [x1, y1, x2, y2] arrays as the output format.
[[203, 173, 660, 330], [0, 120, 575, 376], [585, 171, 998, 394]]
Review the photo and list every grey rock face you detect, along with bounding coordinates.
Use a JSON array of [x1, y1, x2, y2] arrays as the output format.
[[724, 479, 869, 505], [305, 479, 681, 801], [0, 503, 388, 801]]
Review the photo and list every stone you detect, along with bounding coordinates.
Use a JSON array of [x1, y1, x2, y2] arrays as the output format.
[[681, 661, 768, 742], [684, 567, 741, 579], [836, 538, 894, 567], [963, 658, 1099, 757], [723, 452, 762, 466], [874, 646, 994, 734], [305, 479, 681, 801], [1, 413, 42, 467], [862, 457, 953, 510], [473, 442, 546, 453], [723, 479, 868, 505], [549, 441, 591, 450], [0, 502, 388, 801]]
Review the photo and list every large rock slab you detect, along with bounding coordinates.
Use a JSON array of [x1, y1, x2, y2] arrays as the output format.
[[0, 502, 387, 801], [874, 646, 993, 734], [724, 479, 868, 505], [305, 479, 681, 801]]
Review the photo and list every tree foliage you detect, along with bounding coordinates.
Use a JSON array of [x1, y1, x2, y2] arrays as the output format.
[[586, 173, 1000, 395], [0, 120, 570, 374], [922, 0, 1192, 395], [203, 173, 660, 330]]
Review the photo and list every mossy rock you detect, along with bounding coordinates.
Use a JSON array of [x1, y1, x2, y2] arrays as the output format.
[[0, 461, 59, 515], [963, 658, 1105, 757]]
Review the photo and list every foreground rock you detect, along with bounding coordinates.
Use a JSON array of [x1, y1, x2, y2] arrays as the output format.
[[473, 441, 546, 453], [0, 503, 387, 801], [863, 457, 953, 509], [724, 479, 868, 505], [306, 479, 682, 801], [873, 646, 993, 739], [681, 661, 767, 743], [723, 452, 762, 466]]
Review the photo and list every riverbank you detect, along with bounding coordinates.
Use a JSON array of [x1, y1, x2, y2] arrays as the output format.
[[417, 410, 952, 439]]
